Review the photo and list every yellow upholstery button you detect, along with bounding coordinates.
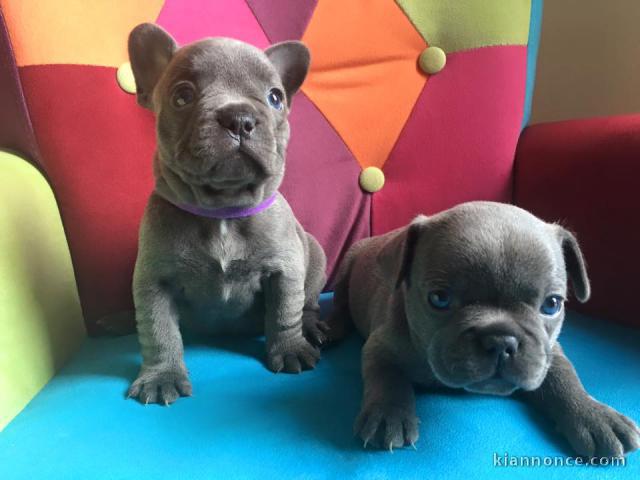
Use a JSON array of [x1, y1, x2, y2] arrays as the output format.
[[116, 62, 136, 94], [359, 167, 385, 193], [419, 46, 447, 75]]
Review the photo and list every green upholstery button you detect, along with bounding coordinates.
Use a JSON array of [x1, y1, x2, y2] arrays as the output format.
[[359, 167, 385, 193], [419, 46, 447, 75], [116, 62, 136, 94]]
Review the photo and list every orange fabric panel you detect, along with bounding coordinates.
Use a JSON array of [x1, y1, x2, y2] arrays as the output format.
[[301, 0, 427, 169], [1, 0, 165, 67]]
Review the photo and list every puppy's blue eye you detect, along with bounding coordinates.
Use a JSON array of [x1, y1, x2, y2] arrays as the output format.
[[267, 88, 284, 110], [428, 290, 451, 310], [540, 295, 564, 316]]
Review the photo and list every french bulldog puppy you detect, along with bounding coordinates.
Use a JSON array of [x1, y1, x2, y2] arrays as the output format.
[[127, 24, 328, 405], [329, 201, 640, 457]]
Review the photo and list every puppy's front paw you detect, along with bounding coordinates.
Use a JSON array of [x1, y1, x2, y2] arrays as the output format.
[[302, 311, 330, 347], [558, 400, 640, 458], [354, 403, 420, 451], [128, 368, 192, 405], [267, 339, 320, 373]]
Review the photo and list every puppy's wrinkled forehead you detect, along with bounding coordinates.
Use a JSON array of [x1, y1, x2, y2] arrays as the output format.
[[163, 38, 279, 95], [420, 209, 566, 303]]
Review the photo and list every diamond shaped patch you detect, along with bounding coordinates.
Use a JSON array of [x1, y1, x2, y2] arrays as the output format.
[[301, 0, 427, 169]]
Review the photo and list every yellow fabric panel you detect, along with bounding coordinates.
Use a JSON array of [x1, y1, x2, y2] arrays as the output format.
[[396, 0, 531, 53], [1, 0, 165, 66], [0, 152, 85, 431]]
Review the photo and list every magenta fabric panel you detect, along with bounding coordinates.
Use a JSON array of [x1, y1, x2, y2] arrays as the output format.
[[0, 8, 39, 164], [281, 91, 370, 287], [245, 0, 318, 43], [372, 46, 527, 235], [156, 0, 269, 47]]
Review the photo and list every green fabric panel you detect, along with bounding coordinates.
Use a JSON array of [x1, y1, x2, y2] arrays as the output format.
[[0, 151, 85, 431], [396, 0, 531, 53]]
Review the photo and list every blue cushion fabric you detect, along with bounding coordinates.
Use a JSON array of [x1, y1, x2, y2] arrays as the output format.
[[1, 294, 638, 479]]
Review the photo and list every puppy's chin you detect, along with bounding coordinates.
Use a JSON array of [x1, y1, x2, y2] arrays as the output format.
[[155, 153, 275, 209], [192, 181, 259, 208], [463, 378, 519, 396]]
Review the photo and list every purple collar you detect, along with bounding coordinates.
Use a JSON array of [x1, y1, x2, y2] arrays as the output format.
[[172, 193, 277, 219]]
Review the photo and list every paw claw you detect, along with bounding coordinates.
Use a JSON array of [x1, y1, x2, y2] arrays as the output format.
[[267, 339, 320, 374], [128, 369, 191, 406], [355, 403, 420, 451], [302, 313, 330, 348]]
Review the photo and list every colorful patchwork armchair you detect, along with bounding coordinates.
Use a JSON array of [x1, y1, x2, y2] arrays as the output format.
[[1, 1, 639, 478]]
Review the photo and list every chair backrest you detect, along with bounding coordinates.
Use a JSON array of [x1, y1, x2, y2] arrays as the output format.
[[0, 0, 542, 333]]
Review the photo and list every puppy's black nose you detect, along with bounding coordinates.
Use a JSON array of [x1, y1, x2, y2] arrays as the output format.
[[217, 105, 256, 139], [481, 334, 519, 358]]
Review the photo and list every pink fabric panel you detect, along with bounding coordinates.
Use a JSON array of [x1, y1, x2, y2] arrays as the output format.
[[282, 91, 370, 287], [156, 0, 269, 47], [373, 46, 527, 235]]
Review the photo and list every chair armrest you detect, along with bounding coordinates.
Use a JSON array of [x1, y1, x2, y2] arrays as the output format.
[[0, 151, 85, 430], [514, 114, 640, 326]]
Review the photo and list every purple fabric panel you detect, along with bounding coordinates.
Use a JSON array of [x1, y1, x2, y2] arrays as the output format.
[[0, 8, 39, 164], [245, 0, 318, 43], [281, 91, 369, 288]]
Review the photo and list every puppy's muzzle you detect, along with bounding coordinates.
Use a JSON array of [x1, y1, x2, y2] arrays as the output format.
[[480, 333, 519, 364], [216, 103, 257, 141]]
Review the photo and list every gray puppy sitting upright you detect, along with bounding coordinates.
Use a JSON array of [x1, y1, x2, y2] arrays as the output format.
[[330, 201, 640, 457], [127, 24, 328, 405]]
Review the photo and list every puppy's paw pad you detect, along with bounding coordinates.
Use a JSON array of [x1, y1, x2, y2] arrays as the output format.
[[267, 340, 320, 373], [128, 369, 192, 405], [559, 401, 640, 458], [354, 403, 419, 451]]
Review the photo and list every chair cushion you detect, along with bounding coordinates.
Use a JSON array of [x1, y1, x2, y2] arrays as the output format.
[[1, 294, 638, 479]]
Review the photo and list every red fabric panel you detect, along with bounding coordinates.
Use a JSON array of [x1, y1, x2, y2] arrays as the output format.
[[515, 115, 640, 327], [372, 46, 526, 234], [19, 65, 156, 334]]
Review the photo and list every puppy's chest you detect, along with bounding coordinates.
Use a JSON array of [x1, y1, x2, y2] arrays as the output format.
[[180, 222, 266, 304]]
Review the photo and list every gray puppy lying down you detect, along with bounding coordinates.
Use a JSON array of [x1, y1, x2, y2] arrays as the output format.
[[126, 24, 328, 405], [329, 201, 640, 457]]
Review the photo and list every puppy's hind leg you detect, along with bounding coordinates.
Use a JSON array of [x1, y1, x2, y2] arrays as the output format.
[[301, 233, 329, 347]]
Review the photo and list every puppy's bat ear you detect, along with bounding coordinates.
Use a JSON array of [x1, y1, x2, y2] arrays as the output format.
[[377, 216, 428, 289], [556, 226, 591, 303], [128, 23, 178, 110], [265, 41, 310, 107]]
